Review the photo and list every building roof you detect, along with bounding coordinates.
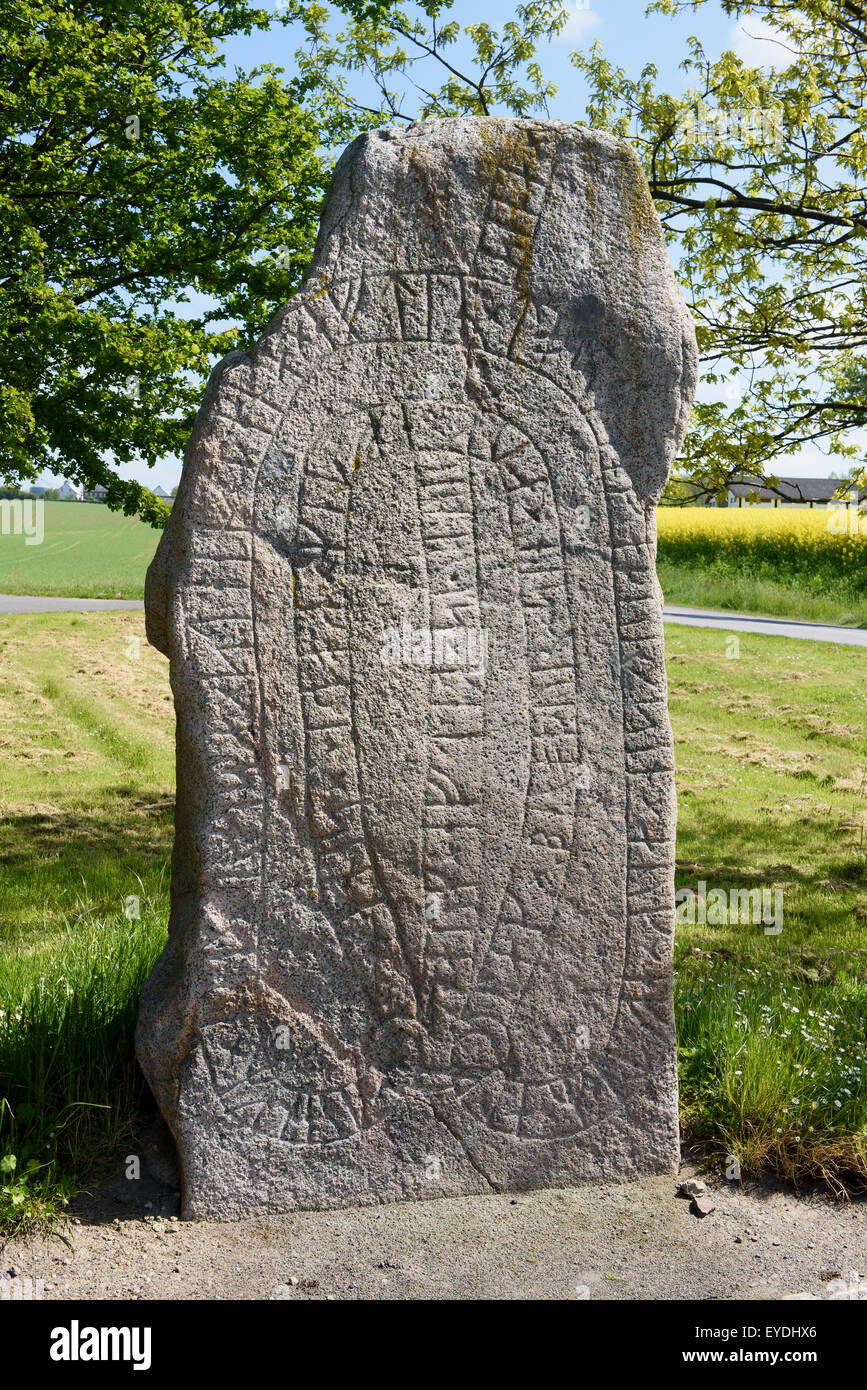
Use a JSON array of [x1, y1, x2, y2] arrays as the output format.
[[727, 476, 861, 503]]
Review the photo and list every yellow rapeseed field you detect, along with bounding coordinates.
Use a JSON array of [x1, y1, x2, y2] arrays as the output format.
[[657, 504, 867, 576]]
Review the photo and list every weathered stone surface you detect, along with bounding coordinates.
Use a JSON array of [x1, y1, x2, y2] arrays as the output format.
[[137, 116, 697, 1219]]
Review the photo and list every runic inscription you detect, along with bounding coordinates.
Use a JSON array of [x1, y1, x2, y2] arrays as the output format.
[[137, 117, 697, 1217]]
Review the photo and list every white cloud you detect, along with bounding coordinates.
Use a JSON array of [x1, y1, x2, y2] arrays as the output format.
[[777, 434, 867, 476], [560, 3, 602, 41], [728, 18, 787, 69]]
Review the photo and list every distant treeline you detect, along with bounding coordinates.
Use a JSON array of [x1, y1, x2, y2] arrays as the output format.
[[0, 487, 59, 500]]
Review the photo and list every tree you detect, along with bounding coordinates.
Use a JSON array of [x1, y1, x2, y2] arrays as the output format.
[[10, 1, 865, 518], [286, 0, 567, 121], [572, 0, 867, 501], [1, 0, 363, 524], [293, 0, 867, 501]]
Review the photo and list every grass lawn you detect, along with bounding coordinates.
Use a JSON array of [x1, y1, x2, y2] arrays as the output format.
[[670, 625, 867, 1189], [1, 612, 866, 1230], [0, 613, 172, 1226], [0, 501, 161, 599]]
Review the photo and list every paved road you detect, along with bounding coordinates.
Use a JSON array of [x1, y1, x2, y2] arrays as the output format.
[[0, 593, 144, 613], [2, 594, 866, 646], [663, 604, 867, 647]]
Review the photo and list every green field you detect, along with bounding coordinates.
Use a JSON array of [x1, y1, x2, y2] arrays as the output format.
[[0, 501, 161, 599], [3, 499, 866, 630], [1, 611, 866, 1229]]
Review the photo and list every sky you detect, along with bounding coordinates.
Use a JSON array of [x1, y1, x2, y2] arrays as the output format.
[[39, 2, 849, 490]]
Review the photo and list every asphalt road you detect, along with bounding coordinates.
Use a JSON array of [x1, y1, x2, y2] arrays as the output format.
[[0, 593, 144, 613], [2, 594, 866, 647], [663, 604, 867, 647]]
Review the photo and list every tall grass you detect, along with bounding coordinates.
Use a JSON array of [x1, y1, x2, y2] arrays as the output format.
[[657, 506, 867, 625], [657, 560, 867, 627], [0, 906, 166, 1233], [676, 952, 867, 1191]]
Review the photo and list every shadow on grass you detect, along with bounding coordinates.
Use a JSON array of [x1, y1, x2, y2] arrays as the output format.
[[0, 795, 173, 946]]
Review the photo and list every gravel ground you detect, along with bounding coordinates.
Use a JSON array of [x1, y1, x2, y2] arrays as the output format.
[[3, 1124, 865, 1301]]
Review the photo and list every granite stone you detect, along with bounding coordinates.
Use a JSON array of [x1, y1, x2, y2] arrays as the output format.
[[137, 116, 698, 1218]]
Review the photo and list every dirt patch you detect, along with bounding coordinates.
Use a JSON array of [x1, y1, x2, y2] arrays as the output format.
[[4, 1126, 866, 1301]]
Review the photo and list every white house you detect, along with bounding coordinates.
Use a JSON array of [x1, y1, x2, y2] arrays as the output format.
[[58, 480, 84, 501]]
